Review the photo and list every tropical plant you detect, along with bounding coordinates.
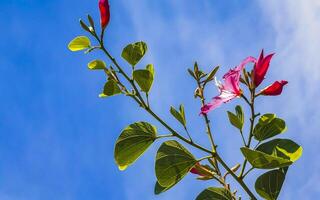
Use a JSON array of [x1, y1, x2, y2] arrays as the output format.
[[68, 1, 302, 199]]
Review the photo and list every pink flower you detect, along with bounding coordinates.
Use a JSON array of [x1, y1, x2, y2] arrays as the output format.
[[253, 50, 274, 87], [201, 57, 256, 114], [260, 80, 288, 96], [99, 0, 110, 30]]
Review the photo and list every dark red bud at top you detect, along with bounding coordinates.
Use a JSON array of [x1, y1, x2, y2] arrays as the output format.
[[99, 0, 110, 29], [253, 50, 274, 87], [261, 80, 288, 96]]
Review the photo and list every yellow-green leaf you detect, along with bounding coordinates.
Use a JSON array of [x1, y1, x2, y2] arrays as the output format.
[[121, 41, 148, 66], [170, 105, 186, 127], [256, 139, 303, 162], [253, 114, 287, 141], [240, 147, 292, 169], [99, 80, 121, 97], [88, 60, 106, 70], [68, 36, 91, 51], [133, 68, 154, 93]]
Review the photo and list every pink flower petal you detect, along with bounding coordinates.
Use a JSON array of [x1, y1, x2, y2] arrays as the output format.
[[200, 92, 237, 115]]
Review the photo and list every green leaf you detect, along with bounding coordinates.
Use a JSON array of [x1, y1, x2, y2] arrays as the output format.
[[133, 64, 154, 92], [259, 113, 276, 124], [204, 66, 219, 84], [255, 170, 285, 200], [256, 139, 303, 162], [235, 105, 244, 126], [227, 111, 243, 130], [88, 60, 106, 70], [253, 114, 287, 141], [227, 105, 244, 131], [121, 41, 148, 66], [99, 80, 121, 97], [155, 140, 197, 188], [68, 36, 91, 51], [188, 68, 196, 79], [240, 147, 293, 169], [114, 122, 157, 171], [170, 105, 186, 127], [154, 181, 176, 195], [196, 187, 233, 200], [146, 64, 154, 75]]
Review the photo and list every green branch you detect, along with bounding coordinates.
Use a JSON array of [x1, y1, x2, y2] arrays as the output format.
[[94, 32, 257, 200]]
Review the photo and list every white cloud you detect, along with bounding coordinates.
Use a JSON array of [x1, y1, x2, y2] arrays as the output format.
[[258, 1, 320, 199], [258, 0, 320, 139]]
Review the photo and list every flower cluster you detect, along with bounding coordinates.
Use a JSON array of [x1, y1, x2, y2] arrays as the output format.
[[201, 50, 288, 114]]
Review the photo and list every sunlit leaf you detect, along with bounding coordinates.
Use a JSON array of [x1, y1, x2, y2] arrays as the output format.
[[121, 41, 147, 66], [240, 147, 292, 169], [253, 114, 287, 141], [256, 139, 303, 162], [133, 64, 154, 93], [88, 60, 106, 70], [99, 80, 121, 97], [114, 122, 157, 170], [68, 36, 91, 51]]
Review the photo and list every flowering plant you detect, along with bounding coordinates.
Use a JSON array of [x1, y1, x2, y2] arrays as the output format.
[[68, 1, 302, 199]]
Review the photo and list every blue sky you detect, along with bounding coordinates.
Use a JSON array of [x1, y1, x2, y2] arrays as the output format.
[[0, 0, 319, 199]]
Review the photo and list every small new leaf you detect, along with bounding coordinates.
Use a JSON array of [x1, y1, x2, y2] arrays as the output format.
[[99, 80, 121, 97], [170, 105, 186, 127], [121, 41, 148, 67], [204, 66, 219, 84], [133, 64, 154, 93], [227, 111, 243, 130], [68, 36, 91, 52], [235, 105, 244, 125], [188, 68, 196, 79], [88, 60, 106, 70]]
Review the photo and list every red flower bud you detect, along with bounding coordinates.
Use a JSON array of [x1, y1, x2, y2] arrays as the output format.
[[253, 50, 274, 87], [190, 163, 214, 178], [99, 0, 110, 29], [260, 80, 288, 96], [190, 167, 200, 175], [190, 163, 203, 175]]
